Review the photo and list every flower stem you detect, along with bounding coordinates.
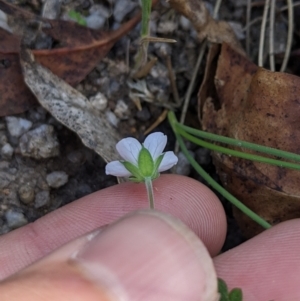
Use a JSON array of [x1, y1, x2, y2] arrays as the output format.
[[145, 177, 155, 209]]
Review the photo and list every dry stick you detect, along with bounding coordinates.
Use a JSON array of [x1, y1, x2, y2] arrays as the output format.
[[144, 109, 168, 135], [246, 0, 252, 55], [179, 0, 223, 123], [166, 55, 181, 107], [269, 0, 276, 71], [281, 1, 300, 11], [244, 1, 300, 33], [280, 0, 294, 72], [258, 0, 271, 67], [174, 0, 223, 153]]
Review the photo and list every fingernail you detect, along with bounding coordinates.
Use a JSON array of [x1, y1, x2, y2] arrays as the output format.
[[72, 210, 218, 301]]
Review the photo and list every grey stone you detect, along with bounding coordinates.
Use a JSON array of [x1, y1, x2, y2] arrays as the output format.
[[113, 0, 137, 23], [5, 117, 33, 138], [0, 171, 15, 189], [5, 210, 28, 229], [114, 100, 130, 120], [19, 125, 60, 159], [86, 14, 106, 30], [135, 107, 151, 121], [105, 110, 119, 128], [34, 190, 50, 208], [46, 171, 69, 188], [18, 184, 35, 204], [42, 0, 61, 20], [1, 143, 14, 159]]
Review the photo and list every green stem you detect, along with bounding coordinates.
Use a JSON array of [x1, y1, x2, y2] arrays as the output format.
[[134, 0, 152, 68], [145, 177, 155, 209], [168, 112, 271, 229], [175, 121, 300, 163], [168, 111, 300, 171], [176, 126, 300, 171], [141, 0, 152, 38]]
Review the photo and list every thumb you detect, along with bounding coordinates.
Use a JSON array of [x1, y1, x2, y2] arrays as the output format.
[[0, 210, 219, 301]]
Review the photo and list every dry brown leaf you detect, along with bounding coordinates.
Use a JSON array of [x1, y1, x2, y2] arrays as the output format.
[[20, 49, 121, 164], [200, 43, 300, 237], [167, 0, 244, 54], [0, 0, 152, 116]]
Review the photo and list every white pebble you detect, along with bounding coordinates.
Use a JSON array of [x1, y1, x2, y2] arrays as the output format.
[[1, 143, 13, 159], [46, 171, 68, 188], [5, 117, 32, 138], [114, 100, 129, 120], [89, 92, 108, 111], [5, 210, 28, 229]]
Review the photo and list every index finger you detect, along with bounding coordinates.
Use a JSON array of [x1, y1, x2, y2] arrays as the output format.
[[0, 174, 226, 280]]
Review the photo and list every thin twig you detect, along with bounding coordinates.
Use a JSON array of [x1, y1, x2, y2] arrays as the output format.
[[144, 109, 168, 135], [280, 0, 294, 72], [269, 0, 276, 71], [166, 55, 180, 106], [246, 0, 252, 55], [259, 0, 271, 67], [213, 0, 223, 19]]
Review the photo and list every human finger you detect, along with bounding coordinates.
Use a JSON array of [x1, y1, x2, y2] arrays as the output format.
[[214, 219, 300, 301], [0, 174, 226, 280], [0, 210, 219, 301]]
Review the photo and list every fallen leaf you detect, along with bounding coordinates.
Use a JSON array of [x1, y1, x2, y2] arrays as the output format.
[[20, 48, 121, 164], [0, 0, 158, 116], [200, 43, 300, 237]]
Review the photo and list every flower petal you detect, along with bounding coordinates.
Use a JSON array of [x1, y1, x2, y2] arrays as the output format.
[[116, 137, 142, 165], [105, 161, 132, 177], [143, 132, 167, 160], [158, 151, 178, 172]]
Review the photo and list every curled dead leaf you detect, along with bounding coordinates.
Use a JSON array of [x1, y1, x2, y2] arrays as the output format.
[[19, 49, 121, 164], [200, 43, 300, 237]]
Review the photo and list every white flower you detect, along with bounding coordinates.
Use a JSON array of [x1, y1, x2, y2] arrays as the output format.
[[105, 132, 178, 181]]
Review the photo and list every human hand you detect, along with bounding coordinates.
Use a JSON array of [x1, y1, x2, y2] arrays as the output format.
[[0, 175, 299, 300]]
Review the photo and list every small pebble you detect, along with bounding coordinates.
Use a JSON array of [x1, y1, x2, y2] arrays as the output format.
[[34, 190, 50, 208], [135, 106, 151, 121], [179, 16, 191, 31], [86, 14, 106, 30], [174, 151, 195, 176], [19, 125, 60, 159], [114, 100, 130, 120], [0, 171, 16, 189], [5, 209, 28, 229], [18, 184, 35, 204], [105, 110, 119, 128], [46, 171, 69, 188], [157, 20, 177, 35], [89, 92, 108, 111], [42, 0, 61, 20], [5, 117, 32, 138], [113, 0, 137, 23], [1, 143, 14, 159]]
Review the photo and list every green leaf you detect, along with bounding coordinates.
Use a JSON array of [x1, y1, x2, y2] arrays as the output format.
[[229, 288, 243, 301], [68, 10, 87, 26], [138, 147, 154, 177], [218, 278, 229, 301]]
